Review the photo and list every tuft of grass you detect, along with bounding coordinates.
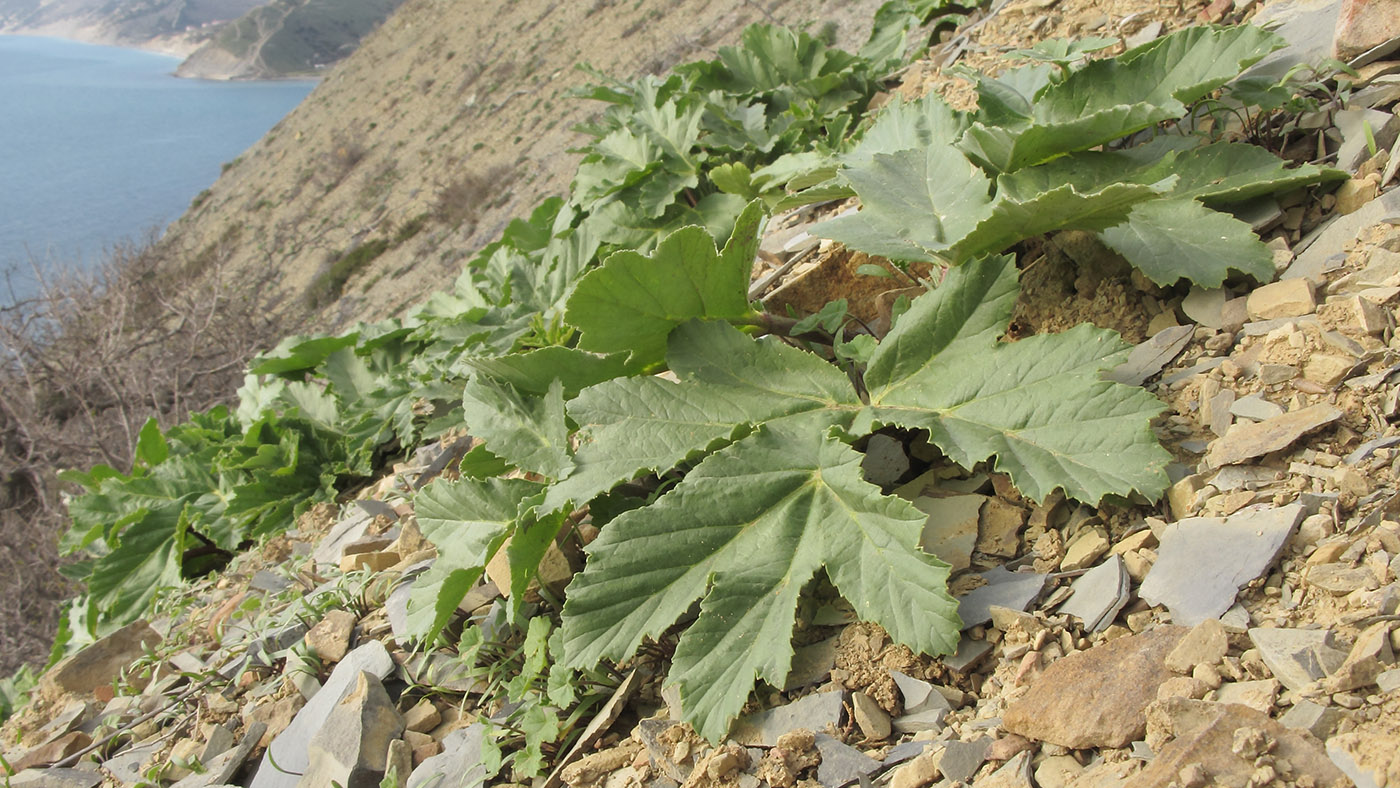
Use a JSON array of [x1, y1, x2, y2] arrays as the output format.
[[306, 238, 391, 308], [394, 213, 431, 244], [433, 164, 513, 230]]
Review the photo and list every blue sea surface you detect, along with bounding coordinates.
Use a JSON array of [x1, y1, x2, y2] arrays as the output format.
[[0, 35, 315, 302]]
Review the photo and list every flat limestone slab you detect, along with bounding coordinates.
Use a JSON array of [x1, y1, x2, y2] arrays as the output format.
[[1139, 505, 1305, 626], [1203, 404, 1342, 468]]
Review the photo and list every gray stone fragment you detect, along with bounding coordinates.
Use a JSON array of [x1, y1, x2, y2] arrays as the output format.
[[1221, 603, 1251, 633], [1204, 405, 1343, 468], [1278, 699, 1342, 738], [200, 722, 236, 761], [250, 641, 396, 788], [1248, 627, 1348, 691], [250, 570, 292, 593], [168, 650, 208, 675], [1243, 0, 1340, 82], [1345, 435, 1400, 464], [1233, 195, 1285, 232], [861, 434, 910, 488], [786, 636, 839, 690], [881, 740, 933, 766], [385, 560, 434, 642], [911, 494, 982, 573], [892, 706, 948, 733], [937, 738, 991, 784], [302, 672, 405, 788], [9, 768, 102, 788], [1351, 76, 1400, 109], [312, 509, 376, 568], [1228, 393, 1285, 422], [890, 671, 952, 718], [1056, 555, 1131, 633], [980, 750, 1033, 787], [103, 742, 162, 786], [943, 635, 993, 673], [890, 672, 952, 733], [637, 718, 686, 782], [1334, 249, 1400, 295], [1208, 466, 1279, 493], [1162, 357, 1226, 385], [1139, 505, 1304, 626], [1287, 188, 1400, 284], [171, 722, 267, 788], [1204, 390, 1234, 440], [355, 498, 399, 520], [1378, 667, 1400, 693], [731, 690, 846, 746], [814, 733, 880, 787], [1123, 19, 1163, 48], [1107, 325, 1195, 386], [407, 724, 490, 788], [1336, 108, 1400, 171], [1297, 492, 1340, 517], [957, 567, 1048, 630]]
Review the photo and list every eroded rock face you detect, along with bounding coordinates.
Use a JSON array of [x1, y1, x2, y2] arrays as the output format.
[[1002, 627, 1187, 749]]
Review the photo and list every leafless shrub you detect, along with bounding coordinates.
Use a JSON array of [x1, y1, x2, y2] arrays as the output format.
[[0, 232, 290, 675], [323, 131, 370, 189], [433, 164, 514, 231]]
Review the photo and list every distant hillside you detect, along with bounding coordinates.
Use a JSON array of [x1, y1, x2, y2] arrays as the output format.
[[175, 0, 404, 79], [0, 0, 400, 75], [0, 0, 262, 55], [162, 0, 892, 328]]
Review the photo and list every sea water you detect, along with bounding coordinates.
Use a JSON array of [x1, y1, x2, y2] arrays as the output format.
[[0, 35, 315, 302]]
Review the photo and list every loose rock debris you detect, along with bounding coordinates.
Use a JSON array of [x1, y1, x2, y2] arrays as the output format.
[[8, 0, 1400, 786]]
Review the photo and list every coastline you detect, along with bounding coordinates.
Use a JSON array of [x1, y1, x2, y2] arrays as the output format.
[[0, 25, 202, 59], [0, 29, 324, 82]]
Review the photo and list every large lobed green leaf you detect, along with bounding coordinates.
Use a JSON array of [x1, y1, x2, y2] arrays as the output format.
[[1099, 198, 1273, 286], [461, 377, 571, 481], [557, 253, 1170, 740], [406, 478, 542, 644], [566, 200, 765, 366], [959, 25, 1285, 172], [814, 145, 1164, 265], [560, 423, 957, 742], [858, 255, 1170, 502], [815, 145, 993, 263], [540, 318, 863, 516]]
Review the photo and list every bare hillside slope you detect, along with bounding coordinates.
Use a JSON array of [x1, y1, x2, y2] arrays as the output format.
[[161, 0, 891, 330]]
